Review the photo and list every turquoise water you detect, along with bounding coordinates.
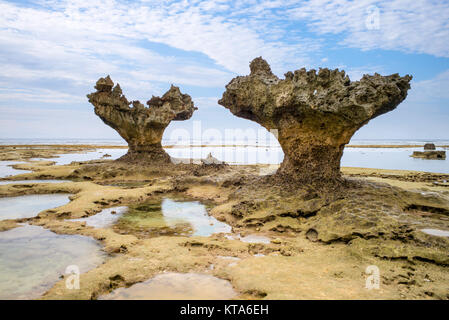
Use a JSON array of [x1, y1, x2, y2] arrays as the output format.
[[0, 194, 71, 221], [0, 224, 106, 299]]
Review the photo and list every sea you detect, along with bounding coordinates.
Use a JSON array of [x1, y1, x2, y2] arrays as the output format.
[[0, 138, 448, 174]]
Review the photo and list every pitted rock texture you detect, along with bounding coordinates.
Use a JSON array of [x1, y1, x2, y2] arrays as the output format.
[[219, 57, 412, 184], [87, 76, 196, 162], [424, 143, 436, 150], [412, 151, 446, 160]]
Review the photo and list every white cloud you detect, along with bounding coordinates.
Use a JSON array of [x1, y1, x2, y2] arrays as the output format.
[[0, 0, 448, 139], [0, 0, 320, 106], [408, 69, 449, 102], [0, 88, 84, 104], [289, 0, 449, 57]]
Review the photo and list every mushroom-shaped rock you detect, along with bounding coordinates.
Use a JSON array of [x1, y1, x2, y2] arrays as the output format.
[[218, 57, 412, 184], [87, 76, 197, 162]]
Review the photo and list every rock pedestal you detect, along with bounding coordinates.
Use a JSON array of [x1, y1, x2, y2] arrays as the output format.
[[87, 76, 196, 162], [219, 58, 412, 184]]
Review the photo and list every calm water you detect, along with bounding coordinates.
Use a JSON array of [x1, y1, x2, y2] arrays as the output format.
[[72, 206, 128, 228], [115, 198, 232, 237], [168, 146, 449, 174], [0, 194, 71, 220], [225, 234, 271, 244], [2, 138, 449, 146], [0, 224, 106, 299], [32, 148, 127, 165], [160, 199, 232, 236], [1, 138, 447, 173], [0, 180, 71, 185], [100, 273, 237, 300], [0, 161, 30, 178], [421, 229, 449, 237], [342, 148, 448, 173]]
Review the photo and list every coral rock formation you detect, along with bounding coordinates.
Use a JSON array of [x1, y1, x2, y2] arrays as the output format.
[[424, 143, 436, 150], [412, 151, 446, 159], [88, 76, 196, 162], [219, 57, 412, 184]]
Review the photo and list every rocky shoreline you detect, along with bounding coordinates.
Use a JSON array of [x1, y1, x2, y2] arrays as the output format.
[[0, 145, 448, 299]]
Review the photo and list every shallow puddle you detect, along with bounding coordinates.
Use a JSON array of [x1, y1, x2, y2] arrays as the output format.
[[0, 194, 71, 220], [239, 234, 271, 244], [225, 234, 271, 244], [32, 148, 127, 165], [72, 206, 128, 228], [0, 224, 107, 299], [421, 228, 449, 237], [100, 273, 237, 300], [114, 198, 231, 237], [0, 161, 30, 178], [0, 180, 71, 185]]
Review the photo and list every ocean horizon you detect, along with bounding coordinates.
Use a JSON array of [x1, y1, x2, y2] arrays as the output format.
[[1, 138, 449, 147]]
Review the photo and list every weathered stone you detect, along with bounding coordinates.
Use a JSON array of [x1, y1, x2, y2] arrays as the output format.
[[201, 153, 225, 165], [218, 57, 412, 184], [424, 143, 436, 150], [412, 151, 446, 159], [87, 76, 196, 162]]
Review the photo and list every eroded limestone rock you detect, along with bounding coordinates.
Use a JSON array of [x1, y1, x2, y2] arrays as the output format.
[[219, 57, 412, 184], [87, 76, 196, 162], [412, 151, 446, 160]]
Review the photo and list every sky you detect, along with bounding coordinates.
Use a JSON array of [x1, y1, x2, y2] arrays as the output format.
[[0, 0, 448, 142]]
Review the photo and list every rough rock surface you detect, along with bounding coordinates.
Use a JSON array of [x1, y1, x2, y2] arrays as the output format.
[[201, 153, 225, 165], [424, 143, 436, 150], [219, 57, 412, 184], [412, 151, 446, 159], [87, 76, 196, 162]]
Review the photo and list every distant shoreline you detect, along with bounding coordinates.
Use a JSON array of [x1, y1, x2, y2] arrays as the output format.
[[0, 144, 448, 149]]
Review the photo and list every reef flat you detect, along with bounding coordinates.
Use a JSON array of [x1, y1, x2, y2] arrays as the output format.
[[0, 145, 448, 300]]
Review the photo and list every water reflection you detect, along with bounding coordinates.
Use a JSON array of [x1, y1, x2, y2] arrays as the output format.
[[72, 206, 128, 228], [114, 198, 232, 238], [421, 228, 449, 237], [167, 146, 449, 173], [0, 161, 30, 178], [0, 194, 71, 220], [0, 224, 106, 299], [32, 148, 127, 166]]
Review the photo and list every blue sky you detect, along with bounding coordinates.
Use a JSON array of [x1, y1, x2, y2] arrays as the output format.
[[0, 0, 448, 141]]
